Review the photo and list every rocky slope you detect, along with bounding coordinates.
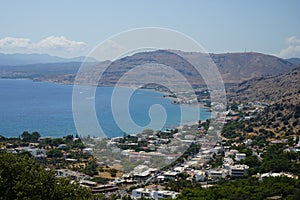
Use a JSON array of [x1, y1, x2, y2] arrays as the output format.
[[228, 67, 300, 104]]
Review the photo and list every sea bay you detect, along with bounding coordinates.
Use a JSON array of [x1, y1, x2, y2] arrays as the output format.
[[0, 79, 211, 138]]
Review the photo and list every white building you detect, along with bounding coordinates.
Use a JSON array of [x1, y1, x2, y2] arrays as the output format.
[[229, 164, 249, 177], [132, 188, 153, 199], [244, 139, 252, 147], [163, 171, 181, 180], [132, 188, 178, 200], [132, 165, 157, 182], [235, 153, 246, 161], [132, 171, 152, 182], [153, 190, 179, 199], [223, 157, 234, 170], [82, 148, 93, 154], [57, 144, 68, 149], [79, 179, 97, 188], [173, 166, 185, 173], [121, 149, 134, 156], [208, 169, 228, 179], [26, 148, 46, 160], [213, 146, 223, 154], [194, 170, 206, 182], [259, 172, 297, 180]]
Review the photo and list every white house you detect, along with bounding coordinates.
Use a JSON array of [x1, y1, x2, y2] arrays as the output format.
[[132, 188, 153, 199], [132, 165, 157, 182], [26, 148, 46, 160], [244, 139, 253, 147], [194, 170, 206, 182], [208, 169, 228, 179], [223, 157, 234, 170], [163, 171, 182, 180], [132, 188, 178, 200], [57, 144, 68, 149], [82, 147, 93, 154], [235, 153, 246, 161], [258, 172, 297, 180], [229, 164, 249, 177], [153, 190, 179, 200]]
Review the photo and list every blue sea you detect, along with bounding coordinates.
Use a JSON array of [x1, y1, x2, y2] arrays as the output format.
[[0, 79, 211, 138]]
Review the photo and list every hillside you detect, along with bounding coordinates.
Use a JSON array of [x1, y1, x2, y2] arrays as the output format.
[[0, 50, 297, 86], [227, 67, 300, 140], [99, 50, 297, 86], [210, 52, 295, 83], [228, 67, 300, 104], [100, 50, 296, 84], [286, 57, 300, 65]]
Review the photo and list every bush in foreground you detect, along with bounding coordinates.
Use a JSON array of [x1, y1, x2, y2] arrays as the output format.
[[0, 152, 94, 200]]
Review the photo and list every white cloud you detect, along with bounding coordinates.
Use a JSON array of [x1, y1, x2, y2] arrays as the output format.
[[286, 36, 300, 44], [0, 36, 88, 58], [0, 37, 33, 50], [279, 36, 300, 58]]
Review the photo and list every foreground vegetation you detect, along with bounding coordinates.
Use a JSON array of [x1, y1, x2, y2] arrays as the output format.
[[0, 152, 107, 200], [1, 150, 299, 200], [0, 151, 136, 200], [175, 177, 300, 200]]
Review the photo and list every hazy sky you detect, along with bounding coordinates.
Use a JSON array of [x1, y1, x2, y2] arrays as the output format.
[[0, 0, 299, 58]]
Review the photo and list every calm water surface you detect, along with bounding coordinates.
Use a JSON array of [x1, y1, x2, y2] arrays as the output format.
[[0, 79, 211, 138]]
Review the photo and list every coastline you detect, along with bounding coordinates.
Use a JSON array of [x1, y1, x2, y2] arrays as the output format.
[[1, 77, 210, 108], [0, 78, 211, 138]]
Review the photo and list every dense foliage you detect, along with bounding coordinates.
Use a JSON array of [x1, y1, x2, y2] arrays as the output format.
[[259, 144, 300, 174], [20, 131, 41, 142], [0, 152, 94, 200], [175, 177, 300, 200]]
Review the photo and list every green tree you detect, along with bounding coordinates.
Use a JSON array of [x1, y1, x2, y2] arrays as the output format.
[[47, 149, 63, 158], [31, 131, 41, 142], [175, 177, 299, 200], [84, 160, 98, 176], [0, 135, 6, 142], [0, 152, 93, 200], [64, 135, 74, 142], [21, 131, 31, 142], [259, 144, 292, 173]]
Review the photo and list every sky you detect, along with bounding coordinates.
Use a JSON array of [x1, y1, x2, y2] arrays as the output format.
[[0, 0, 300, 58]]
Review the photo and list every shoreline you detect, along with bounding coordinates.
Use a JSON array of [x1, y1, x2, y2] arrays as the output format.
[[0, 78, 212, 138]]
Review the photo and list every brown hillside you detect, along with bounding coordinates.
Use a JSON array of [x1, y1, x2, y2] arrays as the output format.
[[228, 67, 300, 104]]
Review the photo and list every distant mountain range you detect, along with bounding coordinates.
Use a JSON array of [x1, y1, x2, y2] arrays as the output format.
[[0, 51, 298, 86], [0, 53, 97, 66]]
